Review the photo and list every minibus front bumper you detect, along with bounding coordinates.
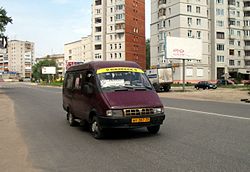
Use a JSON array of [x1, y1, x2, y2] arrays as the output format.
[[96, 113, 165, 129]]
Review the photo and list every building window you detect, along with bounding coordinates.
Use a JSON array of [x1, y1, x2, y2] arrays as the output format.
[[216, 32, 225, 39], [245, 50, 250, 56], [95, 26, 102, 32], [237, 31, 241, 36], [216, 9, 224, 16], [95, 54, 102, 59], [116, 14, 125, 20], [229, 39, 234, 45], [95, 35, 101, 41], [196, 7, 201, 13], [216, 0, 224, 4], [245, 60, 250, 66], [197, 19, 201, 25], [245, 40, 250, 46], [217, 44, 224, 51], [188, 30, 192, 37], [197, 31, 201, 39], [187, 5, 192, 12], [216, 20, 224, 27], [96, 9, 101, 14], [95, 0, 102, 6], [229, 49, 234, 55], [95, 17, 102, 24], [188, 17, 192, 25], [229, 60, 234, 66], [95, 44, 102, 50], [217, 55, 224, 62]]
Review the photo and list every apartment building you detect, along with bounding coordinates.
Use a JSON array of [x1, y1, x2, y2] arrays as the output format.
[[36, 54, 65, 77], [64, 35, 92, 63], [7, 40, 34, 78], [92, 0, 146, 69], [151, 0, 210, 82], [151, 0, 250, 82]]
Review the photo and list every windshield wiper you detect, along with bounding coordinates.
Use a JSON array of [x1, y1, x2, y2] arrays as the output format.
[[114, 88, 129, 91], [124, 85, 153, 90]]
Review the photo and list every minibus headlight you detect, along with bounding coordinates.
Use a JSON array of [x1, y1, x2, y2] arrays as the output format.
[[106, 110, 123, 117], [153, 108, 164, 114]]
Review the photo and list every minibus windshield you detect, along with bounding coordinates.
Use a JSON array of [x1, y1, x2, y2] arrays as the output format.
[[97, 69, 152, 91]]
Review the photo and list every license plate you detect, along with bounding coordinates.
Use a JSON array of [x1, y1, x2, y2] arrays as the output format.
[[131, 117, 150, 123]]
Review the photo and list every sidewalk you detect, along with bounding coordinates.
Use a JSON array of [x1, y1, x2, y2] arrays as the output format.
[[159, 87, 250, 103], [0, 91, 35, 172]]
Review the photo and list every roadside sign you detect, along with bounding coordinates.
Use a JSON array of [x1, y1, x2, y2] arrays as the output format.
[[42, 67, 56, 74]]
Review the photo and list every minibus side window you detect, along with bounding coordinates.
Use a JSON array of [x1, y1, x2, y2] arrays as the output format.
[[66, 73, 74, 90], [74, 73, 83, 90]]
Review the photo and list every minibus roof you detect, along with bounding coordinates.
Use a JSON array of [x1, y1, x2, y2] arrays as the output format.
[[67, 61, 142, 72]]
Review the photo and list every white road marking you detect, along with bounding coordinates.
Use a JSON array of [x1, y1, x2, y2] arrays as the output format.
[[165, 106, 250, 121]]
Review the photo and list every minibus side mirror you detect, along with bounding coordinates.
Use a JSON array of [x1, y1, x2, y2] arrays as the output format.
[[82, 84, 94, 95]]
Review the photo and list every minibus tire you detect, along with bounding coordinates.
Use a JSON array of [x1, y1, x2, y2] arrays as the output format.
[[147, 125, 160, 134], [91, 116, 104, 139], [68, 112, 77, 127]]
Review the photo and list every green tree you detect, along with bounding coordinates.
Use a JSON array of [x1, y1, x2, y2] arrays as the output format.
[[32, 59, 57, 82], [0, 7, 12, 37], [146, 39, 150, 69]]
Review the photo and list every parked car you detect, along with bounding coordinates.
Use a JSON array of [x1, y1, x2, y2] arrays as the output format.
[[194, 81, 217, 90], [216, 79, 234, 86]]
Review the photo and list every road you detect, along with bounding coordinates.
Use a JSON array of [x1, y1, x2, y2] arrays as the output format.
[[1, 82, 250, 172]]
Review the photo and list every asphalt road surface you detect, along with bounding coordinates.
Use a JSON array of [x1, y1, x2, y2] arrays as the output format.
[[1, 82, 250, 172]]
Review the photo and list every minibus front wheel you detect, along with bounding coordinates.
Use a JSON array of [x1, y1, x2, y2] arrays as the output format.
[[91, 116, 104, 139]]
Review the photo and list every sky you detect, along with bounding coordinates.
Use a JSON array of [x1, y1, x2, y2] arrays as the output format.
[[1, 0, 151, 58]]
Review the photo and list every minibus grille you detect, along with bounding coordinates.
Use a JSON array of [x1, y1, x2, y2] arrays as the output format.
[[123, 108, 154, 116]]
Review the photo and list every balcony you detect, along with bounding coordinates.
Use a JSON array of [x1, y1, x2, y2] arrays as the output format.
[[115, 23, 125, 33], [159, 0, 167, 9], [245, 45, 250, 50], [243, 25, 250, 29], [244, 34, 250, 40], [244, 6, 250, 11], [116, 0, 125, 5], [245, 56, 250, 60], [115, 18, 125, 24]]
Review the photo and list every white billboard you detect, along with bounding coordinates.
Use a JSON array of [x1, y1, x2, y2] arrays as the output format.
[[42, 67, 56, 74], [166, 36, 202, 60]]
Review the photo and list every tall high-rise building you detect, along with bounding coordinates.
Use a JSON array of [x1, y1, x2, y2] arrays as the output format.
[[92, 0, 146, 69], [7, 40, 34, 78], [151, 0, 250, 81]]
